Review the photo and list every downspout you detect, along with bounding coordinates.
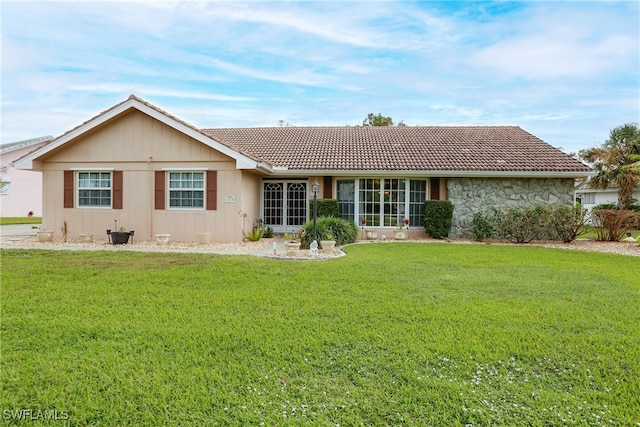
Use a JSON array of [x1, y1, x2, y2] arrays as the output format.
[[148, 156, 153, 240]]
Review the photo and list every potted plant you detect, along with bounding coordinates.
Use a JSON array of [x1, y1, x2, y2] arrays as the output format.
[[320, 232, 336, 253], [37, 227, 54, 242], [283, 232, 301, 252], [155, 233, 170, 244], [79, 232, 94, 243], [107, 220, 134, 245], [394, 218, 409, 240], [361, 216, 379, 240], [197, 233, 212, 244]]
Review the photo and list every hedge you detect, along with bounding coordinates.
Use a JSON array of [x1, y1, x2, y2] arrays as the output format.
[[423, 200, 454, 239], [309, 199, 340, 218]]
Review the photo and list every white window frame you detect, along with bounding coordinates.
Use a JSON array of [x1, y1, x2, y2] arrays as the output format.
[[0, 179, 11, 195], [77, 171, 113, 208], [408, 180, 428, 227], [337, 177, 428, 227], [167, 171, 205, 210]]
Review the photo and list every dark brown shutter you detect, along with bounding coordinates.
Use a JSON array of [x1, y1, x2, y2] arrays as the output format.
[[440, 178, 447, 200], [206, 170, 217, 210], [323, 176, 332, 199], [63, 170, 74, 208], [112, 171, 123, 209], [155, 171, 165, 210], [430, 177, 440, 200]]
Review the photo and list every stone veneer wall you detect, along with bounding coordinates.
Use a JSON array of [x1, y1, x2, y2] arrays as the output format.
[[447, 177, 575, 238]]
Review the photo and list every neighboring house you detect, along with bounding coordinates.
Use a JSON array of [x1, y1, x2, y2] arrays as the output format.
[[1, 136, 53, 217], [575, 184, 640, 212], [14, 95, 593, 242]]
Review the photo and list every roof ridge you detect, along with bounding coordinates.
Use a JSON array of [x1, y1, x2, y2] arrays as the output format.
[[201, 125, 522, 130]]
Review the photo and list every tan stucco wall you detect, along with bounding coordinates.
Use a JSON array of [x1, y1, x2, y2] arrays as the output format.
[[239, 171, 262, 235], [38, 110, 256, 242]]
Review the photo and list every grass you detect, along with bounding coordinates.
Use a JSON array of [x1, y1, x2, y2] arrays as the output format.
[[0, 217, 42, 225], [1, 244, 639, 426]]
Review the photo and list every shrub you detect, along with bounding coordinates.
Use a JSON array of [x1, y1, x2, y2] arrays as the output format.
[[255, 218, 273, 238], [299, 216, 358, 248], [632, 205, 640, 228], [592, 203, 618, 211], [590, 209, 640, 241], [549, 206, 588, 243], [309, 199, 340, 218], [472, 211, 495, 241], [591, 203, 640, 228], [423, 200, 454, 239], [493, 206, 550, 243], [481, 205, 589, 244], [244, 219, 271, 241], [243, 227, 264, 242]]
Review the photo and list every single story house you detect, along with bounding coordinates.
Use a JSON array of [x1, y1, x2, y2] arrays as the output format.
[[575, 183, 640, 212], [1, 136, 53, 217], [14, 95, 593, 242]]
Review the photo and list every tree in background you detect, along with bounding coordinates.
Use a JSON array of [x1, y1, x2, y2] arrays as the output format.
[[579, 123, 640, 210], [362, 113, 406, 127]]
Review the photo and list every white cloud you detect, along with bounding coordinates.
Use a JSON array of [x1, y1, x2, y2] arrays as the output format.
[[469, 3, 639, 81], [473, 30, 637, 80], [67, 84, 256, 102], [1, 1, 638, 155], [189, 3, 414, 49]]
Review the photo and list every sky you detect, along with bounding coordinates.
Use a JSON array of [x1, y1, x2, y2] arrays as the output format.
[[1, 1, 638, 155]]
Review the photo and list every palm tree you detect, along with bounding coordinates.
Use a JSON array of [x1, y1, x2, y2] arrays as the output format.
[[580, 123, 640, 210]]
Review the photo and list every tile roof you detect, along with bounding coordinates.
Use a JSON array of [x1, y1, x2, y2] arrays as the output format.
[[1, 135, 53, 154], [202, 126, 591, 173]]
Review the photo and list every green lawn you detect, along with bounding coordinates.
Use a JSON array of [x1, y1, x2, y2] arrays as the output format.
[[1, 244, 638, 426], [0, 217, 42, 225]]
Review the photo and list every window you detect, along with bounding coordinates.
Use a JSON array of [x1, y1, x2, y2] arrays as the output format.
[[169, 172, 204, 208], [337, 180, 355, 221], [0, 180, 11, 195], [337, 178, 428, 227], [78, 172, 112, 207], [409, 180, 427, 226], [359, 178, 381, 226], [383, 178, 406, 227], [0, 165, 9, 195]]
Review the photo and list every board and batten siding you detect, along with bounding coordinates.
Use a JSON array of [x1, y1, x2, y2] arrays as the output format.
[[37, 109, 254, 242]]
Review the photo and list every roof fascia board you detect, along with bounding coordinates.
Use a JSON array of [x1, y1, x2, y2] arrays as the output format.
[[255, 163, 275, 174], [14, 99, 140, 170], [14, 98, 263, 171]]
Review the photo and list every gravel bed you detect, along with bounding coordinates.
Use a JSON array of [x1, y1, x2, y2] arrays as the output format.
[[456, 238, 640, 257], [1, 235, 638, 257], [0, 236, 345, 259], [0, 236, 275, 253]]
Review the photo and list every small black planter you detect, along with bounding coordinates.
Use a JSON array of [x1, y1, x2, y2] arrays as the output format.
[[107, 230, 134, 245]]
